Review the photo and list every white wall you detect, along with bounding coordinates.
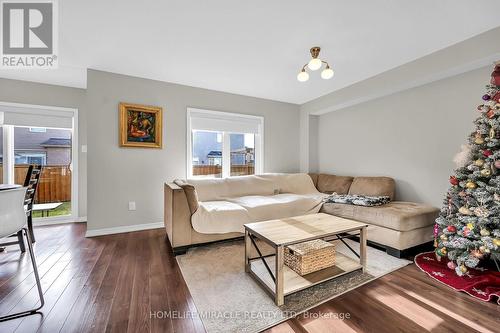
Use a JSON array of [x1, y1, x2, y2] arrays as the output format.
[[0, 78, 87, 217], [314, 66, 490, 207], [86, 70, 300, 233]]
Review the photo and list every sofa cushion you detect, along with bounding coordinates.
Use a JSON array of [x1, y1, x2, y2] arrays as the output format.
[[191, 200, 250, 234], [260, 173, 319, 194], [188, 175, 277, 201], [228, 193, 324, 222], [191, 193, 325, 234], [366, 224, 434, 250], [348, 176, 395, 200], [320, 201, 439, 232], [317, 174, 353, 194]]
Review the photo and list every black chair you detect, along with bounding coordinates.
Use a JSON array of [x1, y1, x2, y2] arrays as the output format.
[[23, 164, 42, 244], [0, 165, 42, 253]]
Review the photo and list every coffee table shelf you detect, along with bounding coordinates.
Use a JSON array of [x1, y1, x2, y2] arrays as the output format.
[[244, 213, 368, 306], [249, 251, 362, 296]]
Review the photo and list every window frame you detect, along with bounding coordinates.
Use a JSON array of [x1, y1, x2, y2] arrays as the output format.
[[186, 108, 264, 179]]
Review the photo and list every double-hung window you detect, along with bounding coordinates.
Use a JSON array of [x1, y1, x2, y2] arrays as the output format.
[[187, 108, 263, 178]]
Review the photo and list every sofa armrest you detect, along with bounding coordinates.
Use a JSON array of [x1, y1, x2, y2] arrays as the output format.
[[164, 182, 192, 248], [173, 179, 199, 214]]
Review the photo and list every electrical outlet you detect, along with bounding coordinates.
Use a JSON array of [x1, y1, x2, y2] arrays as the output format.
[[128, 201, 136, 211]]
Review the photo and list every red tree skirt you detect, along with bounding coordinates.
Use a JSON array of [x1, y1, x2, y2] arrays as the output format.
[[415, 252, 500, 305]]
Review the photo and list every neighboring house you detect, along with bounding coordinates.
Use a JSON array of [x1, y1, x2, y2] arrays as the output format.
[[206, 151, 222, 166], [231, 147, 254, 165], [206, 148, 255, 166], [193, 131, 254, 166], [0, 127, 71, 166]]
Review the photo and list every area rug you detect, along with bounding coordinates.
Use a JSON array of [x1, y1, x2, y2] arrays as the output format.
[[176, 239, 411, 333], [415, 252, 500, 304]]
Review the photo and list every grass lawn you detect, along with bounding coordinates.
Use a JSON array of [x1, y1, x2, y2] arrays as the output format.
[[33, 201, 72, 218]]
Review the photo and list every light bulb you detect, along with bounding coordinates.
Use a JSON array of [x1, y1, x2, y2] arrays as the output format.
[[321, 67, 334, 79], [307, 58, 322, 71], [297, 70, 309, 82]]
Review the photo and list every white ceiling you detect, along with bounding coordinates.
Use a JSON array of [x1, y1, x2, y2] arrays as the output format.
[[1, 0, 499, 104]]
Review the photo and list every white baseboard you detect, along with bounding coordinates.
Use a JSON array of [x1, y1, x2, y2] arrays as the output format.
[[85, 221, 164, 237], [34, 215, 87, 226]]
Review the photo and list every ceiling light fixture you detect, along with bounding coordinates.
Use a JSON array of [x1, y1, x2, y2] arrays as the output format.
[[297, 47, 334, 82]]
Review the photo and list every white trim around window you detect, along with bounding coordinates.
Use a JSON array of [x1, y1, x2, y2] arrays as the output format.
[[186, 108, 264, 178]]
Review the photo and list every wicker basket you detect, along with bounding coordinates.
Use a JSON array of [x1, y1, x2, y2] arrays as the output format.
[[284, 239, 336, 276]]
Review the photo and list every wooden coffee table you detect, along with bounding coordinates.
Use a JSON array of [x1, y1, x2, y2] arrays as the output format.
[[244, 213, 368, 306]]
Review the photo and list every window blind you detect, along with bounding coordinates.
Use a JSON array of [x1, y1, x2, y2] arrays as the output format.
[[0, 105, 73, 129], [189, 110, 262, 134]]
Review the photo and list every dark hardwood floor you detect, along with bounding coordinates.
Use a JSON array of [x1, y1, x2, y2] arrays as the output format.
[[0, 223, 498, 333]]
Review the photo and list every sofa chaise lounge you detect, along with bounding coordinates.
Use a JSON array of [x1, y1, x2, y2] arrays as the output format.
[[164, 173, 439, 257]]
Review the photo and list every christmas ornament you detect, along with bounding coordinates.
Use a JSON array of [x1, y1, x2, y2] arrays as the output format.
[[480, 168, 491, 177], [447, 225, 457, 233], [490, 128, 496, 139], [491, 64, 500, 86], [460, 265, 467, 273], [495, 160, 500, 169], [447, 261, 456, 270], [484, 248, 491, 254], [449, 176, 459, 186], [486, 109, 495, 119], [482, 94, 491, 101], [435, 248, 445, 257], [440, 234, 448, 241], [479, 245, 486, 253], [475, 159, 485, 167], [471, 249, 484, 259], [475, 207, 489, 217], [466, 223, 474, 230], [480, 229, 490, 236], [462, 228, 471, 237], [465, 181, 476, 189], [474, 134, 484, 144], [483, 149, 493, 157], [458, 206, 472, 215], [458, 191, 467, 197], [493, 239, 500, 247], [440, 247, 447, 255], [493, 91, 500, 103]]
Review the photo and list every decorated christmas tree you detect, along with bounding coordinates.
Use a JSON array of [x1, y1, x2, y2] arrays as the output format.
[[434, 63, 500, 276]]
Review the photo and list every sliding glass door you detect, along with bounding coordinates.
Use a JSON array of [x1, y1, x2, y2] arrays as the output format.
[[0, 102, 78, 221]]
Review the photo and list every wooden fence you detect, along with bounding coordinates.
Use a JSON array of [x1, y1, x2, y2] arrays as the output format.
[[0, 165, 71, 203], [193, 165, 254, 177]]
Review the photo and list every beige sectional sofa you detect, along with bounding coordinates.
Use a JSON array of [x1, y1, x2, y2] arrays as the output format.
[[311, 174, 439, 257], [164, 173, 439, 257]]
